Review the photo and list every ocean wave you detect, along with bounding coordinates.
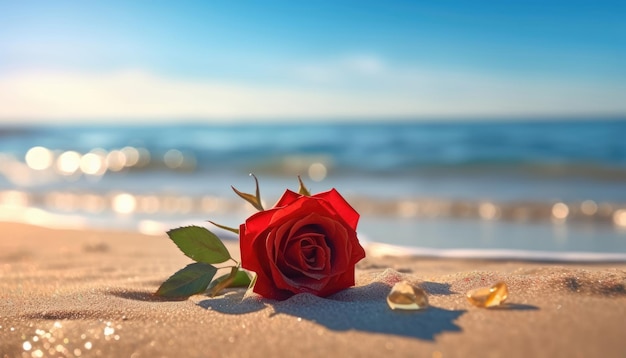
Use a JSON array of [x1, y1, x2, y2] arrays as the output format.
[[2, 199, 626, 260], [2, 188, 625, 227], [366, 242, 626, 263], [2, 120, 626, 178]]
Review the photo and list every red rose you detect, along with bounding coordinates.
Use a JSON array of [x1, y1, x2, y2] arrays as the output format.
[[239, 189, 366, 300]]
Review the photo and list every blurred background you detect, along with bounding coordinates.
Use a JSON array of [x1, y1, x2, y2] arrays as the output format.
[[1, 1, 626, 258]]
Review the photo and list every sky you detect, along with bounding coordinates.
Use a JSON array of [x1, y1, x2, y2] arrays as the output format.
[[0, 0, 625, 123]]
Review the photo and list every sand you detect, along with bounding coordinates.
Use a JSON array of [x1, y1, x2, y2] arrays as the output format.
[[1, 222, 626, 358]]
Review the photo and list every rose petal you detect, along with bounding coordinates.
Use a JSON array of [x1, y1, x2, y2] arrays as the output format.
[[319, 269, 357, 297], [285, 214, 337, 268], [280, 273, 331, 294], [349, 235, 366, 263], [281, 228, 330, 276], [271, 217, 324, 276], [297, 214, 353, 275], [267, 197, 334, 229], [283, 212, 354, 278], [300, 236, 327, 270], [240, 224, 291, 300], [313, 189, 360, 230], [268, 252, 331, 294], [283, 233, 330, 279], [239, 222, 269, 276], [267, 208, 331, 264], [241, 208, 278, 240], [273, 189, 302, 208], [266, 225, 319, 292], [268, 228, 299, 277], [272, 218, 297, 263]]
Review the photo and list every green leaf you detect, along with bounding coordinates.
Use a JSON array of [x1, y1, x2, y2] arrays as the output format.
[[208, 267, 252, 297], [297, 175, 311, 196], [208, 220, 240, 235], [167, 226, 231, 264], [231, 173, 264, 211], [229, 269, 253, 287], [155, 263, 217, 298]]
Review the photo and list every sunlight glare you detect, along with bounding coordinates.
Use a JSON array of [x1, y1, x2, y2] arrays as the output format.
[[163, 149, 184, 169], [552, 202, 569, 221], [111, 193, 137, 214], [308, 162, 327, 181], [106, 150, 127, 171], [80, 152, 106, 176], [580, 200, 598, 216], [613, 209, 626, 227], [479, 202, 500, 220], [25, 146, 54, 170], [138, 220, 167, 236], [56, 151, 81, 175], [121, 147, 139, 167]]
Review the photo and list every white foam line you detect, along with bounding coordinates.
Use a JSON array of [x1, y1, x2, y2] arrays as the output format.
[[366, 242, 626, 262], [0, 205, 88, 230]]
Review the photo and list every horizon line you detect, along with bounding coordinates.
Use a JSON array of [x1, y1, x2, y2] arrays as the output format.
[[1, 114, 626, 127]]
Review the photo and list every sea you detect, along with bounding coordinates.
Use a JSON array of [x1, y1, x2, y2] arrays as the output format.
[[1, 118, 626, 261]]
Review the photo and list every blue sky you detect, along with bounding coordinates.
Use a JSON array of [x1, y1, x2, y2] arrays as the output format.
[[0, 1, 625, 122]]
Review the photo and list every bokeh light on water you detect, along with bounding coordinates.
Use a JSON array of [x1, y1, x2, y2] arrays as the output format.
[[25, 146, 54, 171], [1, 121, 626, 254], [11, 145, 198, 187]]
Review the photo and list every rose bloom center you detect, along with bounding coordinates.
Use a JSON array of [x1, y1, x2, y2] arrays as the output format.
[[282, 225, 332, 275]]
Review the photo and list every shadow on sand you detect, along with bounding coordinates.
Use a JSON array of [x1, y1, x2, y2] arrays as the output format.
[[197, 281, 466, 341]]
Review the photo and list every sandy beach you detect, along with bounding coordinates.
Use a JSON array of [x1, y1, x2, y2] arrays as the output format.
[[1, 222, 626, 358]]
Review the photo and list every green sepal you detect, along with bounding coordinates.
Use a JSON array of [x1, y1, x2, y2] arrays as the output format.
[[232, 173, 264, 211], [297, 175, 311, 196], [208, 220, 240, 235], [155, 263, 217, 298], [167, 226, 231, 264], [208, 267, 251, 297], [246, 272, 258, 294]]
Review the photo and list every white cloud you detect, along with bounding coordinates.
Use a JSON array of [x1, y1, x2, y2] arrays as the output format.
[[292, 54, 387, 84], [0, 69, 426, 121], [0, 65, 625, 123], [341, 55, 386, 75]]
